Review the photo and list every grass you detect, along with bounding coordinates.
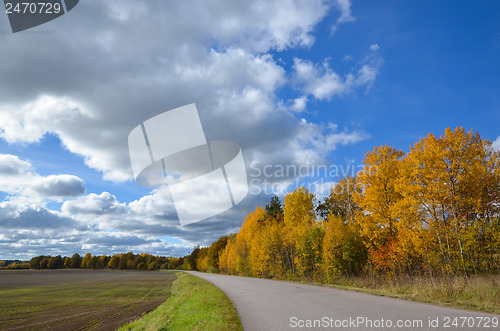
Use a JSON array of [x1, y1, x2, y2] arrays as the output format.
[[0, 270, 176, 330], [314, 274, 500, 315], [120, 271, 242, 331], [217, 270, 500, 315]]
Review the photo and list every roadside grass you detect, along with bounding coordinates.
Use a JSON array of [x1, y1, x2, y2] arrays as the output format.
[[218, 270, 500, 315], [316, 274, 500, 315], [120, 271, 242, 331], [0, 270, 176, 331]]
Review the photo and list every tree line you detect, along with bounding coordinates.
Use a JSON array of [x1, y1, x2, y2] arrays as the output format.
[[29, 252, 184, 271], [183, 127, 500, 280]]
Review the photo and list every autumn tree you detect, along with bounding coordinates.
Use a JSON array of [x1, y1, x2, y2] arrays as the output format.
[[283, 187, 321, 278], [206, 236, 229, 272], [81, 253, 92, 269], [63, 257, 71, 268], [48, 256, 64, 269], [39, 258, 49, 269], [317, 177, 359, 221], [354, 144, 406, 274], [323, 214, 366, 280], [396, 127, 500, 274]]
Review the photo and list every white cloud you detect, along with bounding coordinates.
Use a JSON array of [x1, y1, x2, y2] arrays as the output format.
[[370, 44, 380, 51], [0, 0, 383, 258], [0, 200, 83, 230], [293, 119, 369, 159], [0, 2, 376, 185], [33, 175, 86, 197], [493, 136, 500, 151], [290, 96, 308, 112], [0, 154, 32, 176], [0, 96, 90, 144], [331, 0, 355, 34], [193, 0, 331, 52], [62, 192, 127, 216], [293, 46, 382, 100], [293, 58, 352, 100], [342, 55, 353, 62], [0, 154, 86, 200]]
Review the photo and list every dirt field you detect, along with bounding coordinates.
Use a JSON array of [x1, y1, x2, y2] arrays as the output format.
[[0, 269, 177, 330]]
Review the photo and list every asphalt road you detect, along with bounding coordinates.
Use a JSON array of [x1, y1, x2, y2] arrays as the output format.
[[185, 271, 499, 331]]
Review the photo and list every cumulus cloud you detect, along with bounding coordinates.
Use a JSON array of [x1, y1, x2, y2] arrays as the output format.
[[0, 154, 86, 200], [292, 119, 369, 162], [0, 1, 375, 185], [290, 96, 308, 112], [62, 192, 127, 215], [0, 154, 32, 175], [0, 200, 83, 230], [33, 175, 86, 197], [293, 58, 352, 100], [293, 46, 382, 100], [0, 0, 382, 258]]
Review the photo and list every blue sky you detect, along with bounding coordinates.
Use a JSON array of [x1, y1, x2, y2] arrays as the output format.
[[0, 0, 499, 259]]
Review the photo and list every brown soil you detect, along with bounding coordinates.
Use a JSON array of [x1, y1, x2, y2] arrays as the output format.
[[0, 269, 177, 330]]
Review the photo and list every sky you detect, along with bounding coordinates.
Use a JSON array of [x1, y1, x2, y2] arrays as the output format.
[[0, 0, 499, 260]]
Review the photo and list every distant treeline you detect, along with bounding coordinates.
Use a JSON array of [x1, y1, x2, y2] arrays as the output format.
[[29, 252, 185, 271], [0, 260, 30, 269], [183, 127, 500, 280]]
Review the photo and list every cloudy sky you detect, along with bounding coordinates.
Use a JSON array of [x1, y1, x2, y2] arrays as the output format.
[[0, 1, 499, 260]]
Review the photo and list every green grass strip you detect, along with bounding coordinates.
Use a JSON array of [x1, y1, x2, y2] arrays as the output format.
[[119, 271, 242, 331]]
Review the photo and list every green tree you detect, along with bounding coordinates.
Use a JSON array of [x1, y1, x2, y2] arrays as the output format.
[[48, 256, 64, 269], [265, 196, 283, 220], [70, 253, 82, 268]]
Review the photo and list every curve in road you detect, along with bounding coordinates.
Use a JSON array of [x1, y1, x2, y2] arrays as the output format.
[[185, 271, 499, 331]]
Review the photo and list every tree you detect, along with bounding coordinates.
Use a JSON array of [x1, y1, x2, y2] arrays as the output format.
[[99, 255, 110, 268], [48, 256, 64, 269], [265, 196, 283, 220], [323, 214, 367, 280], [81, 253, 92, 269], [118, 254, 129, 270], [207, 236, 229, 272], [40, 258, 49, 269], [108, 255, 120, 269], [186, 246, 201, 271], [283, 187, 317, 277], [354, 145, 406, 274], [317, 177, 359, 221], [30, 256, 44, 269], [395, 127, 500, 274], [70, 253, 82, 268], [355, 145, 404, 241]]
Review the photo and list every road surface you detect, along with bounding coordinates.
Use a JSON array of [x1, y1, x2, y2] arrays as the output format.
[[185, 271, 499, 331]]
